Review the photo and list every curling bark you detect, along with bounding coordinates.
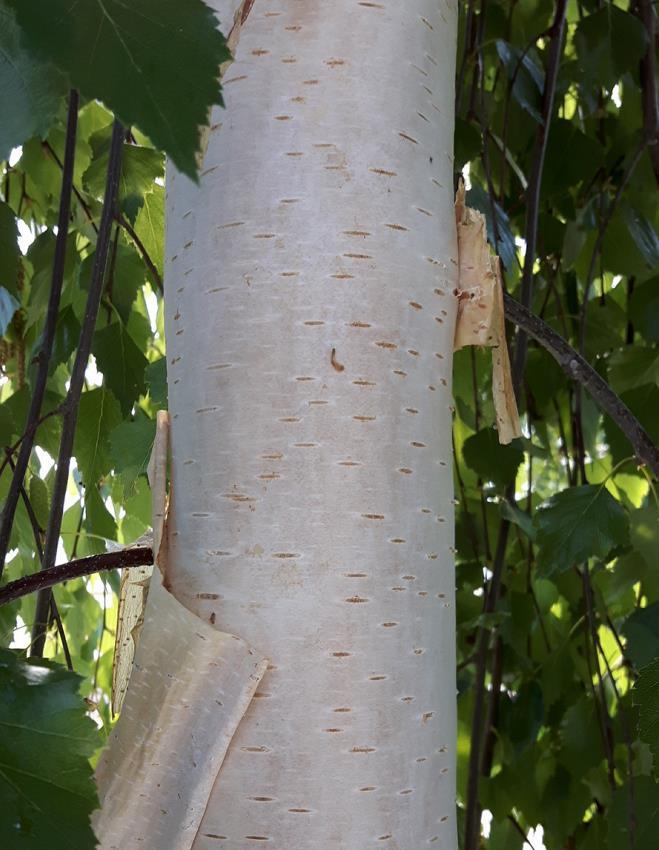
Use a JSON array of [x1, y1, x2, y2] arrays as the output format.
[[97, 2, 460, 848]]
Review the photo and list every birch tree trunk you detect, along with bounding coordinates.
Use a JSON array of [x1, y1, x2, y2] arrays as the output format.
[[99, 1, 460, 848]]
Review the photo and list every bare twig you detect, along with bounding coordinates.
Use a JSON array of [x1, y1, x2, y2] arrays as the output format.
[[503, 293, 659, 478], [512, 0, 568, 393], [0, 91, 80, 580], [635, 0, 659, 184], [0, 547, 153, 607], [31, 121, 125, 658]]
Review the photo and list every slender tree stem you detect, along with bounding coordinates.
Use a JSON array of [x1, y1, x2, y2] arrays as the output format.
[[0, 90, 79, 580], [512, 0, 568, 393], [464, 520, 511, 850], [31, 120, 125, 658], [635, 0, 659, 184], [0, 547, 152, 607], [5, 454, 73, 669], [503, 293, 659, 478]]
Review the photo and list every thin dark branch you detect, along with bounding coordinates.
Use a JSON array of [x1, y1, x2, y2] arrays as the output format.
[[464, 520, 511, 850], [44, 139, 163, 294], [503, 293, 659, 478], [512, 0, 568, 393], [5, 454, 73, 670], [43, 140, 99, 234], [0, 547, 153, 607], [31, 120, 125, 658], [635, 0, 659, 184], [581, 566, 616, 788], [0, 91, 80, 581]]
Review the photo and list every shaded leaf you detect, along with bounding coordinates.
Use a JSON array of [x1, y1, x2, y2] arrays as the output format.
[[110, 412, 156, 495], [145, 357, 167, 408], [535, 485, 629, 576], [0, 3, 65, 161], [73, 388, 122, 486], [607, 776, 659, 849], [496, 39, 544, 122], [576, 7, 648, 89], [623, 604, 659, 670], [0, 649, 100, 849], [629, 277, 659, 343], [133, 183, 164, 274], [463, 428, 524, 487], [10, 0, 231, 177], [466, 183, 517, 271], [92, 322, 148, 416], [84, 144, 164, 225], [633, 657, 659, 773], [0, 201, 19, 296]]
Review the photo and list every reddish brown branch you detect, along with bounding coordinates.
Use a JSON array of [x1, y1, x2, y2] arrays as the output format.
[[0, 547, 153, 607]]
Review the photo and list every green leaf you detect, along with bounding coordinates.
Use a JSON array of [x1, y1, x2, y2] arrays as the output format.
[[145, 357, 167, 408], [496, 40, 544, 123], [84, 144, 164, 225], [463, 428, 524, 487], [454, 118, 481, 170], [534, 485, 630, 576], [133, 183, 164, 274], [93, 321, 148, 415], [10, 0, 231, 178], [28, 475, 49, 529], [621, 206, 659, 270], [0, 201, 19, 296], [500, 499, 535, 539], [629, 277, 659, 343], [73, 388, 122, 486], [0, 649, 100, 849], [110, 412, 156, 495], [84, 485, 116, 551], [466, 184, 517, 271], [608, 348, 659, 394], [634, 657, 659, 773], [630, 502, 659, 569], [576, 7, 648, 89], [607, 776, 659, 849], [623, 604, 659, 670], [0, 3, 65, 161], [0, 286, 19, 335]]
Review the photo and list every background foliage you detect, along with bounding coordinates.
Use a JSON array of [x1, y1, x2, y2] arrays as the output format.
[[0, 0, 657, 847]]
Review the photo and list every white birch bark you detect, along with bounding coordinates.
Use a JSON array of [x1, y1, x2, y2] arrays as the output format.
[[101, 1, 460, 848]]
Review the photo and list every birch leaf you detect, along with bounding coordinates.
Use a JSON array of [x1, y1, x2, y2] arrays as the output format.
[[8, 0, 231, 178], [0, 650, 100, 849]]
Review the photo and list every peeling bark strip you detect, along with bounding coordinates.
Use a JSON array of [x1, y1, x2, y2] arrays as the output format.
[[454, 183, 521, 444], [95, 575, 268, 850], [96, 404, 269, 849], [101, 1, 459, 848], [111, 410, 169, 714]]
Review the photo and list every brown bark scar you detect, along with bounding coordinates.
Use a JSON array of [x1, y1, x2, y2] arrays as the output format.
[[331, 347, 345, 372]]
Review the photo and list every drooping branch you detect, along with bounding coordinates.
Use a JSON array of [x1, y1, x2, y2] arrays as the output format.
[[503, 292, 659, 478], [31, 120, 125, 658], [0, 90, 79, 580], [512, 0, 568, 393], [0, 547, 153, 608]]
